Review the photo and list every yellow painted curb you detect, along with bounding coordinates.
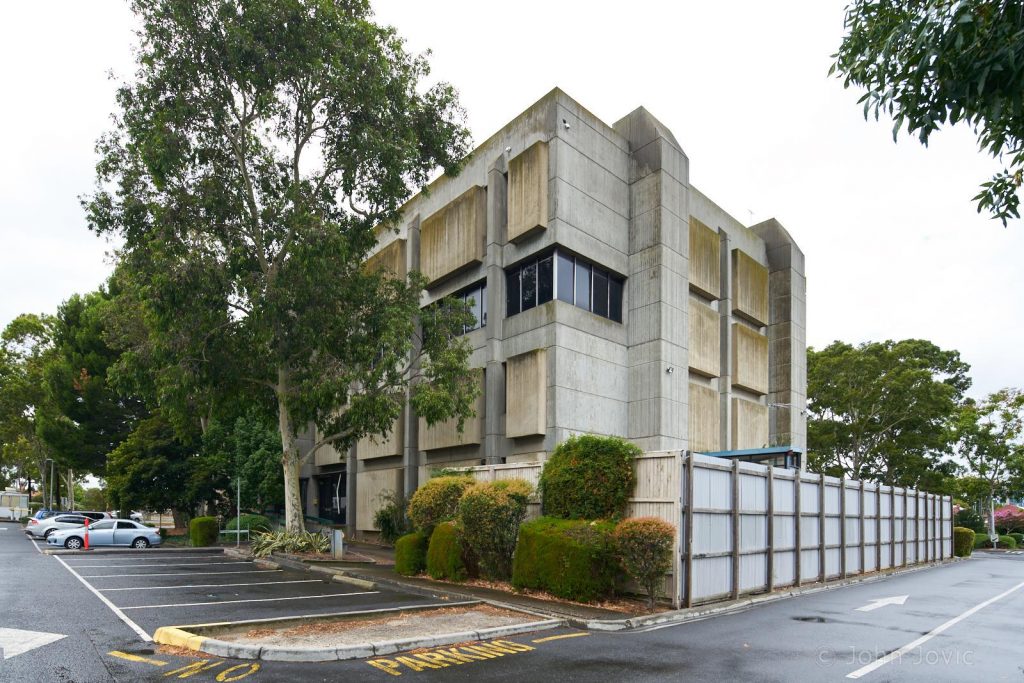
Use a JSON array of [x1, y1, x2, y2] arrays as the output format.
[[153, 626, 207, 651]]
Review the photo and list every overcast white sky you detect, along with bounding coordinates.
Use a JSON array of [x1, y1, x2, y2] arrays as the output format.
[[1, 1, 1021, 399]]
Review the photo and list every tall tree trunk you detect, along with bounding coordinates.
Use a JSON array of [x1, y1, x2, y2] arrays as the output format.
[[277, 366, 305, 534]]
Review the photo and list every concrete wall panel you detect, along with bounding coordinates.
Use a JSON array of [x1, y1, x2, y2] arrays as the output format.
[[731, 397, 768, 449], [689, 217, 720, 299], [508, 141, 549, 242], [356, 467, 402, 531], [688, 382, 720, 453], [419, 370, 485, 450], [689, 299, 720, 377], [732, 323, 769, 395], [732, 249, 769, 326], [420, 186, 486, 285], [357, 413, 404, 460], [364, 238, 407, 279], [506, 349, 547, 438]]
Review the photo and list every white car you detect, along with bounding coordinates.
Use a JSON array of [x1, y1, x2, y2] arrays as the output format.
[[47, 519, 163, 550], [24, 514, 88, 539]]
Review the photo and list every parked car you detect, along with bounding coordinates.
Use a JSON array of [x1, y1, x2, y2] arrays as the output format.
[[72, 511, 112, 522], [31, 509, 110, 521], [24, 514, 88, 539], [47, 519, 162, 550], [31, 509, 67, 520]]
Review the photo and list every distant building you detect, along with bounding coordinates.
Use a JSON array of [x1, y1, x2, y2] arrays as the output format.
[[302, 88, 807, 535]]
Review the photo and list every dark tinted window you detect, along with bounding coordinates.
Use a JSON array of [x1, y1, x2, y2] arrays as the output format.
[[117, 521, 137, 529], [575, 261, 591, 311], [56, 516, 86, 524], [506, 270, 521, 316], [521, 262, 537, 312], [556, 252, 574, 303], [592, 269, 609, 317], [538, 256, 553, 304], [609, 278, 623, 322]]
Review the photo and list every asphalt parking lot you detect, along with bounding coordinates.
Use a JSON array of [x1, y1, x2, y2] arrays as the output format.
[[49, 546, 437, 639]]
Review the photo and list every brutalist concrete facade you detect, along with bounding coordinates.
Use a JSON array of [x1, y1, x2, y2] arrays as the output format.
[[312, 89, 806, 534]]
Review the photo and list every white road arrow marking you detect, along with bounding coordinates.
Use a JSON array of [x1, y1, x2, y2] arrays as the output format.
[[855, 595, 909, 612], [0, 627, 66, 659]]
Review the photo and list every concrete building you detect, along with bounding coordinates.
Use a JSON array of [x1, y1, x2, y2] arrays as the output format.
[[305, 88, 807, 535]]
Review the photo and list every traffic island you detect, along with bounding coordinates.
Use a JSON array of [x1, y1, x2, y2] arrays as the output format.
[[152, 602, 562, 662]]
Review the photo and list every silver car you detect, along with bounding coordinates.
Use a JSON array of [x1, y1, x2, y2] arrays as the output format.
[[47, 519, 163, 550], [24, 513, 88, 539]]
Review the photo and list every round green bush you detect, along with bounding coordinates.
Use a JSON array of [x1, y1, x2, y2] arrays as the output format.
[[999, 534, 1018, 549], [540, 434, 639, 520], [189, 516, 219, 547], [952, 526, 975, 557], [407, 475, 475, 531], [226, 514, 272, 533], [1009, 532, 1024, 545], [512, 516, 617, 602], [973, 532, 1017, 549], [426, 522, 466, 581], [614, 517, 675, 609], [457, 479, 533, 580], [394, 531, 429, 576]]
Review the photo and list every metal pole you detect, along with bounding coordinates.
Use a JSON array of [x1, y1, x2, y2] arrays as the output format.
[[49, 460, 54, 510], [237, 476, 241, 548]]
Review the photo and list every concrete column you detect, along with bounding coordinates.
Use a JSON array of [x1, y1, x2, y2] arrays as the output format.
[[614, 108, 690, 452], [751, 219, 807, 457], [404, 214, 422, 496], [484, 161, 509, 464], [345, 445, 357, 538], [718, 230, 733, 451]]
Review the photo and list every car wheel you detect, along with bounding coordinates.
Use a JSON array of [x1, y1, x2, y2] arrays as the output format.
[[132, 538, 150, 549], [64, 537, 83, 550], [43, 529, 55, 539]]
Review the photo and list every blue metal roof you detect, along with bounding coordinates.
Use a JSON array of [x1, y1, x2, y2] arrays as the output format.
[[700, 446, 801, 458]]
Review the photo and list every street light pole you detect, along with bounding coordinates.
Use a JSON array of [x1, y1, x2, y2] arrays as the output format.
[[236, 476, 241, 548]]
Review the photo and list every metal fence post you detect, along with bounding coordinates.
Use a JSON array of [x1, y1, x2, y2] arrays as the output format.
[[902, 489, 908, 568], [684, 452, 694, 608], [731, 459, 740, 600], [794, 472, 802, 587], [858, 480, 865, 576], [818, 475, 826, 582], [875, 484, 882, 572], [839, 476, 847, 579], [767, 466, 775, 593]]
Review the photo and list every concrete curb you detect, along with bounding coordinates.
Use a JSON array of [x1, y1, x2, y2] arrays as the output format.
[[43, 546, 227, 556], [579, 556, 965, 631], [308, 564, 378, 590], [153, 603, 562, 662]]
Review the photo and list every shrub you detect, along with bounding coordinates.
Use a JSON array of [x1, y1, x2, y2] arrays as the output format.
[[189, 516, 219, 547], [512, 517, 617, 602], [973, 532, 1017, 549], [251, 530, 331, 557], [999, 534, 1018, 549], [953, 507, 985, 533], [407, 475, 475, 531], [457, 479, 533, 580], [540, 434, 639, 520], [973, 532, 992, 549], [373, 490, 411, 545], [426, 522, 466, 581], [952, 527, 975, 557], [226, 514, 272, 533], [1010, 532, 1024, 545], [614, 517, 675, 610], [394, 531, 430, 576]]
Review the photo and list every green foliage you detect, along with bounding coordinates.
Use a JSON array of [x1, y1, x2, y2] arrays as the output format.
[[201, 410, 285, 513], [1010, 532, 1024, 545], [807, 340, 969, 487], [189, 516, 219, 547], [394, 531, 430, 576], [85, 0, 475, 533], [426, 521, 466, 581], [953, 526, 975, 557], [251, 530, 331, 558], [972, 531, 1017, 550], [540, 435, 639, 520], [456, 479, 533, 580], [372, 489, 410, 545], [407, 476, 474, 531], [999, 534, 1018, 549], [107, 414, 194, 518], [613, 517, 675, 609], [954, 390, 1024, 516], [226, 514, 272, 533], [953, 506, 985, 533], [512, 517, 617, 602], [832, 0, 1024, 224]]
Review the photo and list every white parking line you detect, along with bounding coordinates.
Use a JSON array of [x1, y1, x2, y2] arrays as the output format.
[[53, 556, 151, 642], [846, 578, 1024, 679], [99, 579, 323, 591], [69, 560, 252, 568], [120, 591, 379, 610], [30, 538, 42, 554], [64, 554, 227, 562], [82, 570, 282, 578]]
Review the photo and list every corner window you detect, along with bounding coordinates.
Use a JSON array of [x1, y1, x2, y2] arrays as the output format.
[[505, 248, 624, 323], [425, 280, 488, 337]]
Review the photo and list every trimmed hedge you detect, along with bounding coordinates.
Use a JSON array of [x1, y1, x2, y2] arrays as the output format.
[[512, 516, 617, 602], [189, 516, 219, 547], [953, 526, 975, 557], [1010, 532, 1024, 545], [226, 514, 272, 533], [539, 434, 639, 520], [426, 522, 466, 581], [457, 479, 533, 580], [395, 531, 429, 576], [614, 517, 675, 609], [973, 532, 1018, 549], [407, 475, 475, 531], [1000, 534, 1018, 549]]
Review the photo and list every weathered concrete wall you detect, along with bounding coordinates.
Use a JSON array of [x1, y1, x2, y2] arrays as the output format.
[[364, 237, 407, 279], [419, 185, 487, 285], [689, 382, 720, 452], [689, 217, 720, 300], [356, 467, 402, 532], [419, 370, 486, 451], [732, 397, 769, 449], [732, 248, 769, 326], [689, 298, 720, 377], [507, 141, 549, 243], [357, 414, 404, 460], [732, 323, 769, 395], [506, 348, 546, 437]]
